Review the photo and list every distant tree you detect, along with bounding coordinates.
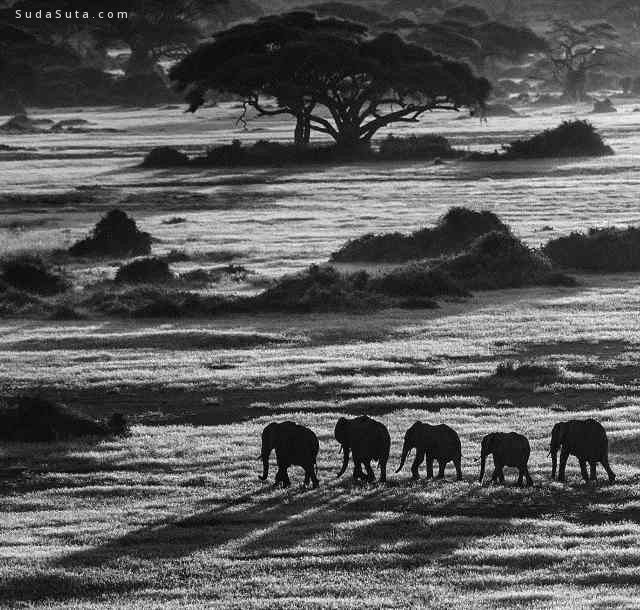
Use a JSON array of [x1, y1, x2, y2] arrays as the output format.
[[620, 75, 632, 95], [170, 12, 490, 150], [608, 1, 640, 40], [545, 20, 619, 101]]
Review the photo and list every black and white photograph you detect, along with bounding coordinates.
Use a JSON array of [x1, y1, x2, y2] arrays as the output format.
[[1, 0, 639, 607]]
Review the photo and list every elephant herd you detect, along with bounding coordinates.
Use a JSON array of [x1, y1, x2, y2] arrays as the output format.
[[259, 416, 616, 489]]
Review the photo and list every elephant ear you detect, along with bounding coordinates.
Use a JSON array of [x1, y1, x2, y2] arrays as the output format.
[[334, 417, 349, 445], [262, 423, 278, 451]]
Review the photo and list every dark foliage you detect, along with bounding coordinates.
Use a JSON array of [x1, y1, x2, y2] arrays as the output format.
[[494, 361, 562, 382], [0, 255, 68, 295], [543, 227, 640, 271], [68, 210, 152, 258], [475, 121, 614, 160], [370, 265, 469, 298], [299, 2, 385, 24], [0, 396, 110, 442], [377, 134, 455, 160], [142, 147, 189, 168], [435, 231, 576, 290], [332, 207, 510, 263], [170, 12, 490, 149], [115, 257, 174, 284]]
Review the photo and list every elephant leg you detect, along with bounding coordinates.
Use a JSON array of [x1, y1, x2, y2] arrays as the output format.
[[491, 466, 498, 483], [426, 458, 434, 479], [454, 456, 462, 481], [353, 460, 365, 481], [517, 468, 524, 487], [379, 457, 387, 484], [310, 465, 319, 489], [579, 459, 589, 482], [281, 468, 291, 488], [601, 455, 616, 483], [589, 461, 597, 481], [525, 466, 533, 487], [558, 449, 570, 482], [411, 450, 425, 480], [436, 460, 446, 479], [364, 461, 375, 483]]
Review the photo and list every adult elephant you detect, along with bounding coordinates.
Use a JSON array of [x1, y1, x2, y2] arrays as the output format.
[[550, 419, 615, 483], [396, 422, 462, 481], [479, 432, 532, 486], [335, 415, 390, 483], [259, 421, 319, 489]]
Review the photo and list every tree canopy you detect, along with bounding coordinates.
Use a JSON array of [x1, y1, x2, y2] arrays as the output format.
[[169, 11, 491, 149], [545, 20, 619, 100]]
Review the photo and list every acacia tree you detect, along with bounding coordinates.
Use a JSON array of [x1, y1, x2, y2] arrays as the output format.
[[546, 20, 619, 101], [170, 12, 490, 150]]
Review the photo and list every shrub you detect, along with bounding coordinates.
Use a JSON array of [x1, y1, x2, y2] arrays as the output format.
[[331, 207, 510, 263], [142, 147, 189, 167], [0, 255, 68, 295], [115, 257, 174, 284], [377, 134, 454, 160], [494, 361, 562, 382], [502, 120, 613, 159], [435, 231, 576, 290], [68, 209, 152, 258], [370, 265, 469, 298], [543, 227, 640, 272], [162, 217, 187, 225], [0, 396, 109, 442]]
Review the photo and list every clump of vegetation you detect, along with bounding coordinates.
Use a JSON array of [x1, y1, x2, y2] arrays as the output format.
[[436, 231, 576, 290], [142, 147, 189, 167], [332, 207, 510, 263], [543, 227, 640, 271], [501, 120, 614, 159], [162, 217, 187, 225], [0, 396, 127, 442], [377, 134, 455, 160], [115, 257, 174, 284], [494, 361, 562, 382], [370, 265, 469, 298], [68, 209, 152, 258], [0, 285, 48, 317], [0, 255, 68, 295]]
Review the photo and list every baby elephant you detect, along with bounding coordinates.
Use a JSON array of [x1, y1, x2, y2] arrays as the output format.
[[550, 419, 615, 483], [335, 415, 390, 483], [259, 421, 319, 489], [479, 432, 532, 487], [396, 421, 462, 481]]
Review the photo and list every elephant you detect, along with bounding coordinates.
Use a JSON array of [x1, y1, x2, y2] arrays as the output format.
[[259, 421, 319, 489], [550, 419, 615, 483], [335, 415, 390, 483], [479, 432, 532, 486], [396, 422, 462, 481]]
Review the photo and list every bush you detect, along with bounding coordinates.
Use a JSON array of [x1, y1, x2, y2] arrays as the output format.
[[370, 265, 469, 298], [494, 361, 562, 382], [502, 120, 614, 159], [377, 134, 454, 160], [435, 231, 576, 290], [115, 257, 174, 284], [0, 255, 68, 295], [543, 227, 640, 272], [0, 396, 110, 442], [142, 147, 189, 168], [332, 207, 510, 263], [68, 209, 152, 258]]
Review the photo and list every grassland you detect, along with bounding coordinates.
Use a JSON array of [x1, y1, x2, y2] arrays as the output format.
[[2, 273, 640, 608]]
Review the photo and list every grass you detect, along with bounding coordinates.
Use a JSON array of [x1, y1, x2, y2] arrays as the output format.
[[1, 405, 640, 608]]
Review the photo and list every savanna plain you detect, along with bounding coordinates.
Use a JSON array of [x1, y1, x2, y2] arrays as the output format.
[[2, 102, 640, 608]]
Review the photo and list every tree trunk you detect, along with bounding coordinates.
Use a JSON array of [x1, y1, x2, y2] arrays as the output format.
[[126, 40, 158, 77], [294, 113, 311, 147], [564, 67, 587, 102]]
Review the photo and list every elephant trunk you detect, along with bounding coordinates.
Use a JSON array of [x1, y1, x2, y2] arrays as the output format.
[[396, 440, 411, 473], [478, 449, 487, 483], [259, 453, 269, 481], [337, 444, 350, 478], [551, 449, 558, 479]]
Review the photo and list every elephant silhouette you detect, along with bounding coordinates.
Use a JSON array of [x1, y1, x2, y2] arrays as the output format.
[[550, 419, 615, 483], [479, 432, 533, 486], [259, 421, 319, 488], [396, 421, 462, 481], [335, 415, 390, 483]]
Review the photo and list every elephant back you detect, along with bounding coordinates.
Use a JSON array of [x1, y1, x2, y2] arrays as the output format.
[[276, 423, 319, 465], [351, 416, 390, 460], [565, 419, 608, 459], [427, 424, 461, 459]]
